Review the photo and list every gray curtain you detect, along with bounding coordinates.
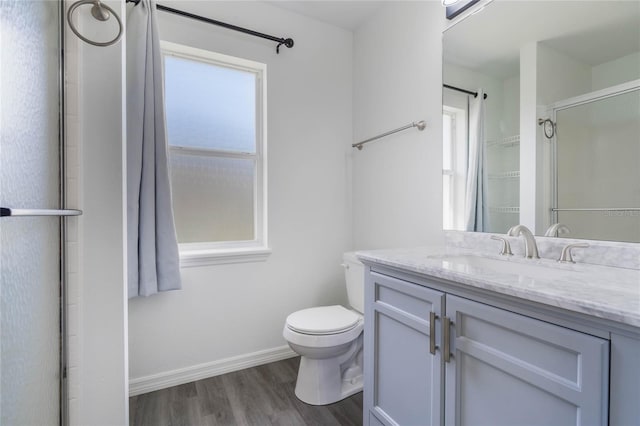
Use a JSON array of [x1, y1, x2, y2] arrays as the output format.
[[464, 89, 488, 232], [126, 0, 181, 298]]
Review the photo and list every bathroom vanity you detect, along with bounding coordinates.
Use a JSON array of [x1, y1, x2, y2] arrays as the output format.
[[359, 247, 640, 426]]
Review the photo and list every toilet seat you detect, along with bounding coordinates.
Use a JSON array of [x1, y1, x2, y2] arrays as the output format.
[[283, 306, 364, 349], [286, 305, 360, 335]]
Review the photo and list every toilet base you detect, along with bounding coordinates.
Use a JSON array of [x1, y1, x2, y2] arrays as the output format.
[[293, 335, 363, 406], [337, 374, 364, 400]]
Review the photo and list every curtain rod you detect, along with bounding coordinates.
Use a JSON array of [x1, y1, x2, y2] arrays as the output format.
[[126, 0, 294, 54], [444, 84, 488, 99]]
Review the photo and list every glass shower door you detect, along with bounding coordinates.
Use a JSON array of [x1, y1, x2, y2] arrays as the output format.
[[553, 87, 640, 242], [0, 1, 78, 423]]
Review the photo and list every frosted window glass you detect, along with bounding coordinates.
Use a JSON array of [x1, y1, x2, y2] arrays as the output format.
[[1, 0, 60, 423], [169, 153, 255, 243], [164, 55, 257, 153]]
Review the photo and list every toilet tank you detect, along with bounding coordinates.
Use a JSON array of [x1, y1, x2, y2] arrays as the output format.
[[343, 252, 365, 314]]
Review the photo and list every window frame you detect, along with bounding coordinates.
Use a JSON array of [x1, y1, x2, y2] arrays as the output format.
[[442, 105, 468, 230], [443, 110, 456, 230], [161, 41, 270, 267]]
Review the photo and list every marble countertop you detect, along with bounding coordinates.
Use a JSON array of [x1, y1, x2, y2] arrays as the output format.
[[357, 246, 640, 328]]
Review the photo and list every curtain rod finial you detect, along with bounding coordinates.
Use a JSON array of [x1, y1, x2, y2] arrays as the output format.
[[276, 38, 295, 54]]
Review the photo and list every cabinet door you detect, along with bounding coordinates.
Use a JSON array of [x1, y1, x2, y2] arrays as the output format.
[[365, 272, 444, 426], [445, 295, 609, 426], [610, 333, 640, 426]]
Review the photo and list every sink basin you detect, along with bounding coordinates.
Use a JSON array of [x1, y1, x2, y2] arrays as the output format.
[[429, 254, 571, 279]]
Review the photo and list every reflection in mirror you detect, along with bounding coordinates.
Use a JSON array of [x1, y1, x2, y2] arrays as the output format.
[[442, 0, 640, 242], [553, 86, 640, 242]]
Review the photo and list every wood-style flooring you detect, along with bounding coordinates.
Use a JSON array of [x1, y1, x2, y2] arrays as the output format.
[[129, 357, 363, 426]]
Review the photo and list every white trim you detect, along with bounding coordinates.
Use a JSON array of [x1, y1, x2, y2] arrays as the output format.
[[129, 346, 297, 396], [169, 145, 256, 159], [179, 246, 272, 267], [161, 40, 266, 74]]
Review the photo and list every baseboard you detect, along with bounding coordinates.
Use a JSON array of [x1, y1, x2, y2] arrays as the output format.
[[129, 345, 297, 396]]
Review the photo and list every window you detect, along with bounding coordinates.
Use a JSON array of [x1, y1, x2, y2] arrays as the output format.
[[442, 105, 467, 230], [443, 110, 455, 229], [161, 41, 269, 266]]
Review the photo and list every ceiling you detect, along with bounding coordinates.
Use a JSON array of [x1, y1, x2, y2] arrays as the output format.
[[444, 0, 640, 78], [266, 1, 387, 31]]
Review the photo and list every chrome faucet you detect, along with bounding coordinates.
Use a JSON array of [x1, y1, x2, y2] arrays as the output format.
[[544, 223, 570, 237], [558, 243, 589, 263], [490, 235, 513, 256], [507, 225, 540, 259]]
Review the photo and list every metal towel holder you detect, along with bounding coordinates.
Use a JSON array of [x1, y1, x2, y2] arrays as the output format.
[[352, 120, 427, 151], [67, 0, 123, 47]]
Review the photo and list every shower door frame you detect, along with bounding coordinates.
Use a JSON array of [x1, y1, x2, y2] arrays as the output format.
[[58, 0, 70, 423], [1, 0, 73, 423], [548, 78, 640, 226]]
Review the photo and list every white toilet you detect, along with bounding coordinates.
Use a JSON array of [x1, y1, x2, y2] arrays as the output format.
[[282, 252, 365, 405]]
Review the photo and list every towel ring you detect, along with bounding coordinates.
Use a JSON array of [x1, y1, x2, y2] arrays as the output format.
[[538, 118, 556, 139], [67, 0, 123, 47]]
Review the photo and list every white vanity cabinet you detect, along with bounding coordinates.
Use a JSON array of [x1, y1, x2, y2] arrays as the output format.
[[364, 270, 610, 426]]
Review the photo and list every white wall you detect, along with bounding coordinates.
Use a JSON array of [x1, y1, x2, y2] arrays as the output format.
[[352, 1, 445, 250], [519, 43, 540, 233], [592, 51, 640, 91], [128, 1, 353, 389], [70, 0, 128, 423], [502, 76, 520, 138], [536, 43, 592, 106]]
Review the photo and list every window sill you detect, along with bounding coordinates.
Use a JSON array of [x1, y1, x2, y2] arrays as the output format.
[[179, 246, 272, 268]]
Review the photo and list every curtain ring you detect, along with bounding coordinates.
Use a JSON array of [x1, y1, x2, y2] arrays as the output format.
[[67, 0, 123, 47]]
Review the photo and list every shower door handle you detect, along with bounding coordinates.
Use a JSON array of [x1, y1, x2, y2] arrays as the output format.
[[1, 207, 83, 217]]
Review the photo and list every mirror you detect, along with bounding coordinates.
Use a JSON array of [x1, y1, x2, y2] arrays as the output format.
[[442, 0, 640, 242]]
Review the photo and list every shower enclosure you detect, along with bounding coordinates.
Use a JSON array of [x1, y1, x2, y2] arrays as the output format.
[[1, 1, 79, 423], [551, 81, 640, 242]]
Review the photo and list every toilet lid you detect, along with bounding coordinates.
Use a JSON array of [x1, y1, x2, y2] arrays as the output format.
[[286, 305, 361, 335]]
